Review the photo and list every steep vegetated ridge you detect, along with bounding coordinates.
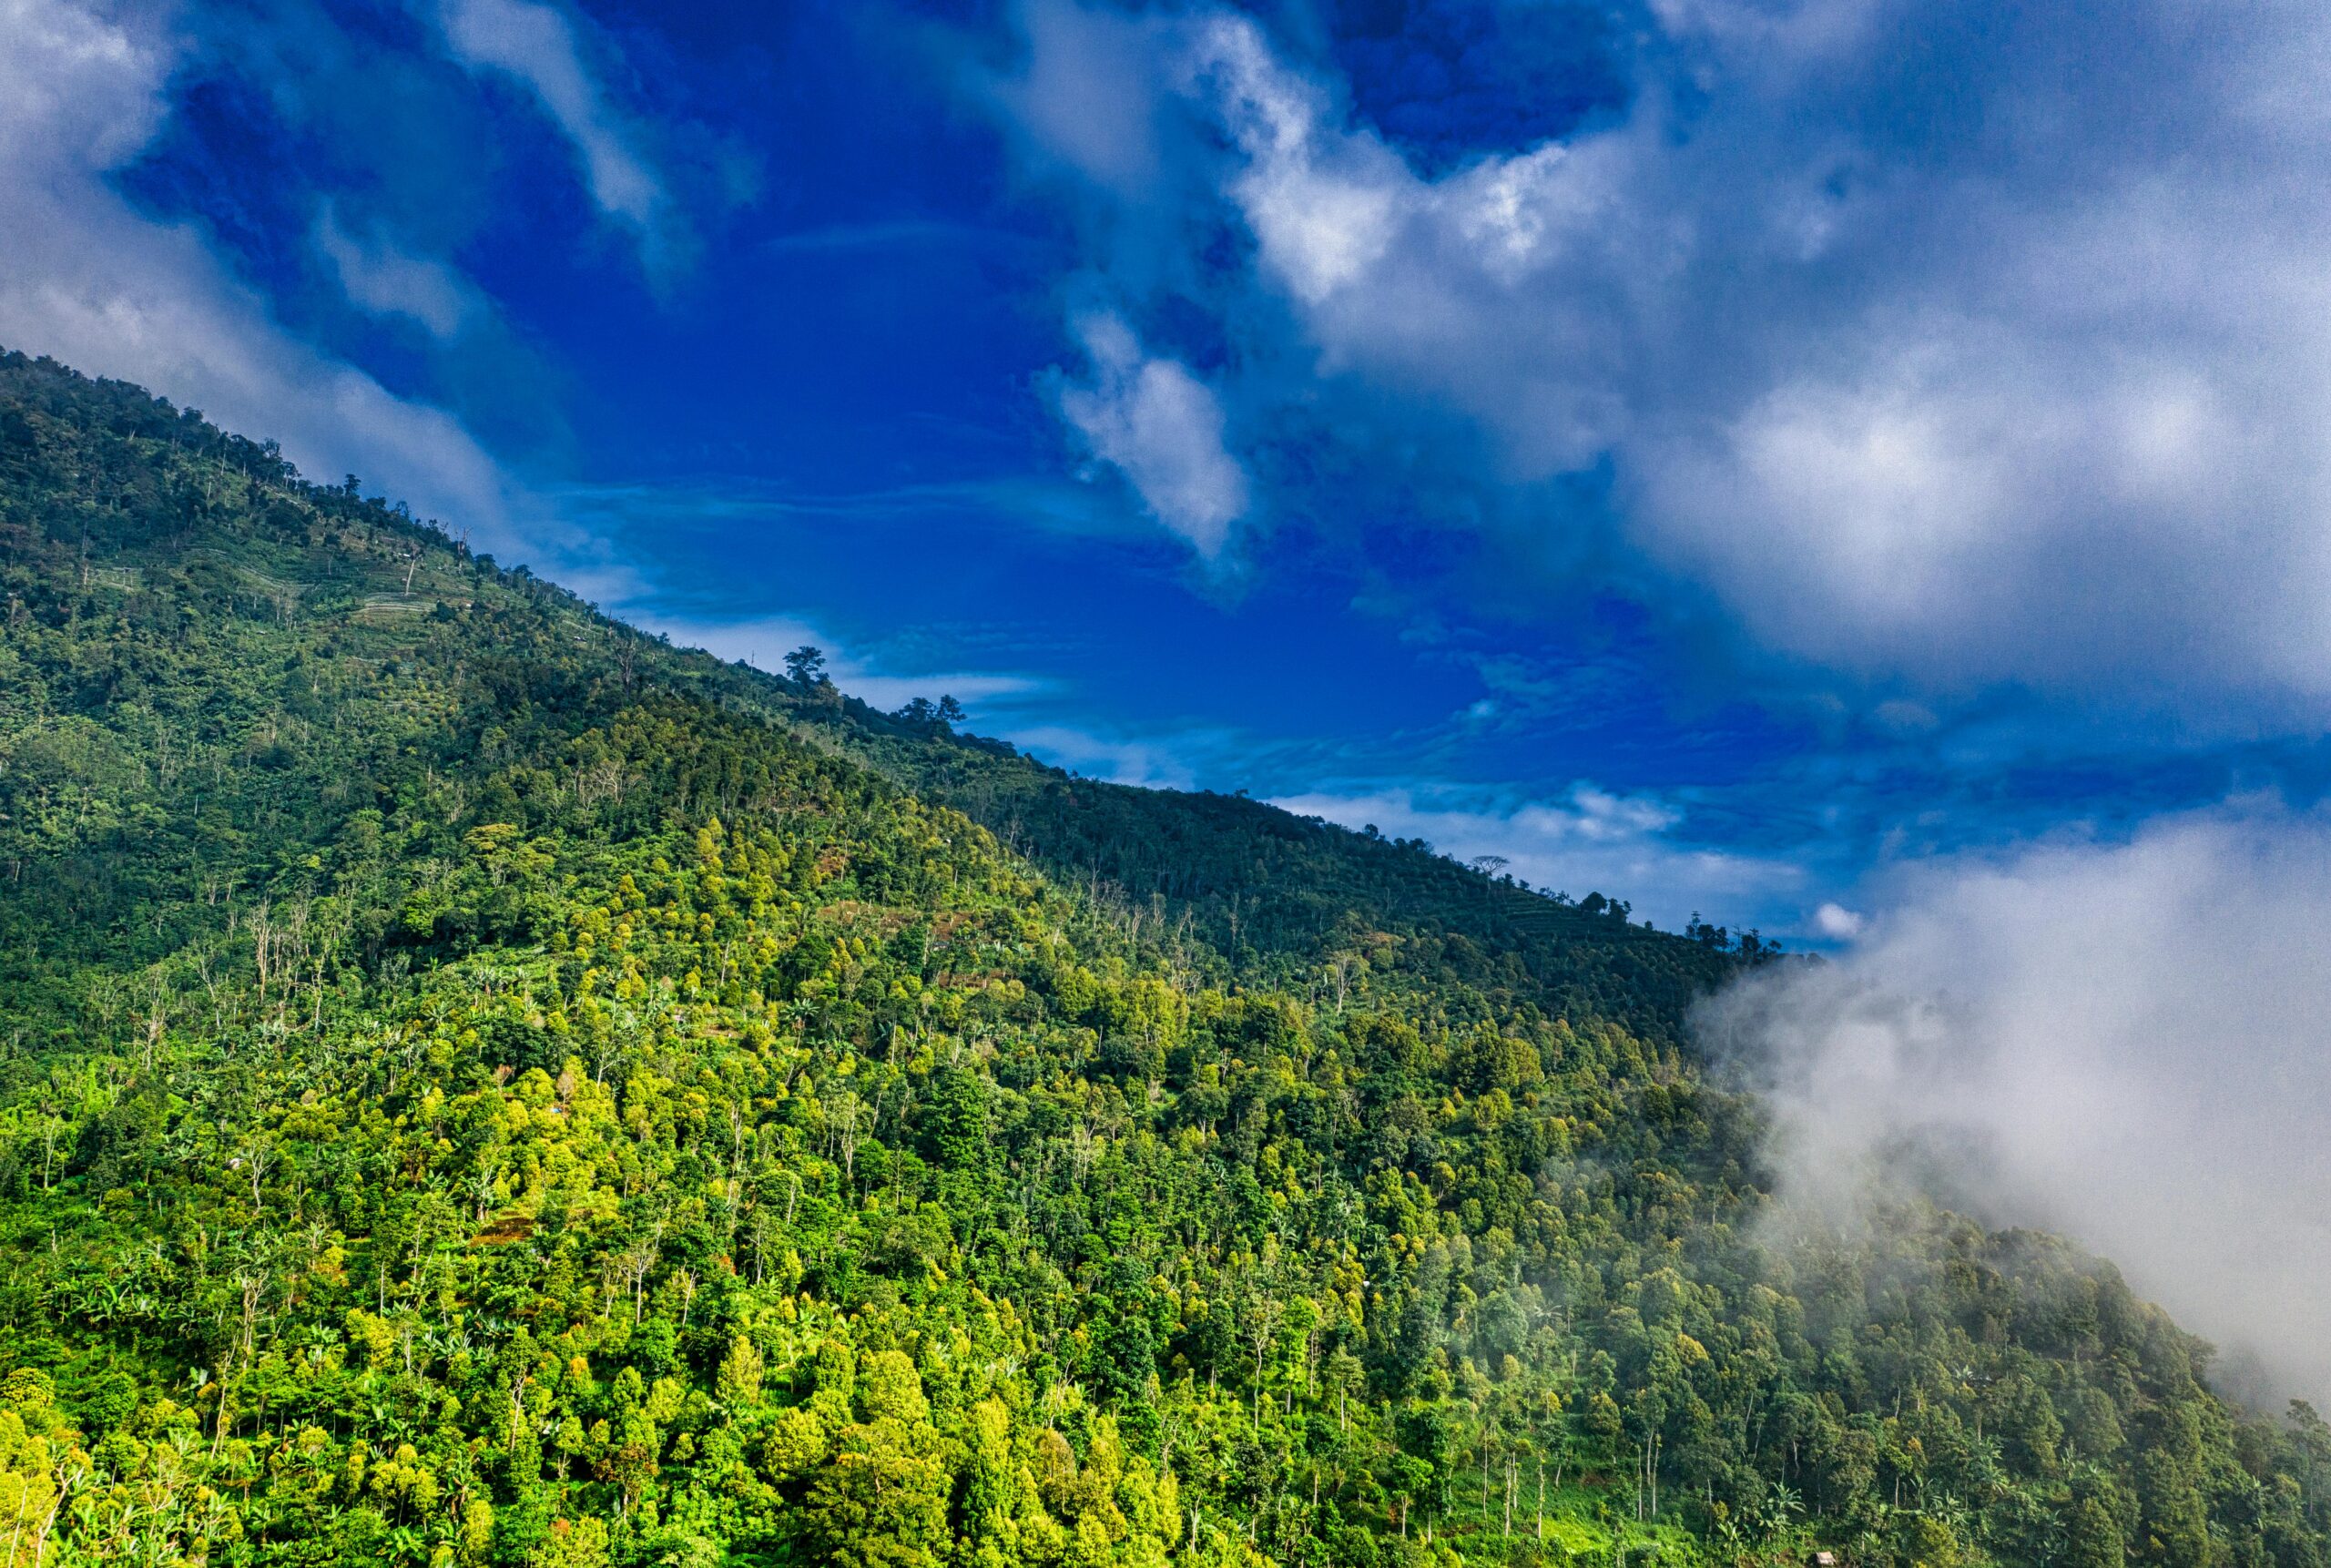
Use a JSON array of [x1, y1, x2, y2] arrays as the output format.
[[0, 349, 2319, 1568]]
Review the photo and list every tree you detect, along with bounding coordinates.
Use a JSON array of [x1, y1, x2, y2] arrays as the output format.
[[798, 1419, 951, 1568], [784, 646, 830, 687], [717, 1335, 765, 1408], [2063, 1491, 2127, 1568]]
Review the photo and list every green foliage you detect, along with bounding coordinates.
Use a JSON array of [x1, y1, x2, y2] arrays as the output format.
[[0, 348, 2325, 1568]]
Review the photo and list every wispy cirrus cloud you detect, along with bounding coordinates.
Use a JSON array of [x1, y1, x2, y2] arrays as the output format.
[[314, 202, 475, 339], [618, 608, 1043, 718], [1271, 781, 1807, 933], [1003, 722, 1220, 790], [433, 0, 677, 263]]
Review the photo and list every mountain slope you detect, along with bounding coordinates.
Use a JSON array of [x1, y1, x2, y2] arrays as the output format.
[[0, 348, 2322, 1568]]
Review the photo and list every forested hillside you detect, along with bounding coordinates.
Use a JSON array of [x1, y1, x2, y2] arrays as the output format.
[[0, 348, 2323, 1568]]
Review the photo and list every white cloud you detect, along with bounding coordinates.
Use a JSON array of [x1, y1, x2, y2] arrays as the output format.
[[0, 0, 529, 548], [1267, 782, 1805, 932], [621, 609, 1039, 716], [998, 2, 2331, 712], [1004, 723, 1207, 789], [984, 0, 1166, 195], [1186, 17, 1402, 307], [1705, 804, 2331, 1401], [1055, 311, 1249, 555], [435, 0, 665, 239], [315, 203, 473, 339], [1811, 901, 1864, 940]]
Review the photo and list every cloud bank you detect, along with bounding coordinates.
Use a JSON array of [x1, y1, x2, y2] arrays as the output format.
[[991, 0, 2331, 712], [0, 0, 535, 550], [1702, 806, 2331, 1402]]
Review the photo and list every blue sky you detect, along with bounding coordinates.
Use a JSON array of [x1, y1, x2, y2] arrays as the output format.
[[9, 0, 2331, 941]]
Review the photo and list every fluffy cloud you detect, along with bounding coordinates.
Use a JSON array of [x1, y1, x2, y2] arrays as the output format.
[[1811, 901, 1864, 940], [993, 1, 2331, 711], [1055, 311, 1249, 555], [0, 0, 526, 546], [1705, 805, 2331, 1400]]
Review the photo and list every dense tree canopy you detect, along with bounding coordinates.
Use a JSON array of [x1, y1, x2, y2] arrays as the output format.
[[0, 349, 2324, 1568]]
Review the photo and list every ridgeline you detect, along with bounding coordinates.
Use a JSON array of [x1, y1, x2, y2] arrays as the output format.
[[0, 349, 2317, 1568]]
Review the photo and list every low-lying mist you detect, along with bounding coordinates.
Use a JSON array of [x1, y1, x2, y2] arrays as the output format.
[[1701, 806, 2331, 1406]]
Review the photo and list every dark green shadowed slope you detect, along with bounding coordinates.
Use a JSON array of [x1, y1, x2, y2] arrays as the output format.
[[0, 349, 2322, 1568]]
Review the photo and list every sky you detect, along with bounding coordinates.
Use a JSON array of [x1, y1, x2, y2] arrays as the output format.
[[9, 0, 2331, 942]]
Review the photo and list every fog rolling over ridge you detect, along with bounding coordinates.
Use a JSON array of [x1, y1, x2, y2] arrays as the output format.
[[1702, 808, 2331, 1405]]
